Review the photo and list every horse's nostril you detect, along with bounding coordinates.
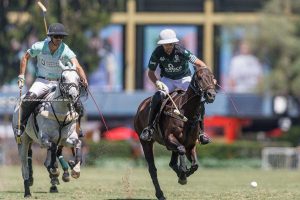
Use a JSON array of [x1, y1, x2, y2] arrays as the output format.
[[207, 91, 216, 99]]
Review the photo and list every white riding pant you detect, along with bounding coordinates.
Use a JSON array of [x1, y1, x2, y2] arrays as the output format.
[[29, 78, 58, 97], [160, 76, 192, 93]]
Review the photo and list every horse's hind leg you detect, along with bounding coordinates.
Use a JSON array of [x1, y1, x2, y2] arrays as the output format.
[[17, 133, 32, 197], [141, 141, 166, 200], [28, 144, 34, 186], [186, 147, 199, 177], [44, 146, 60, 193]]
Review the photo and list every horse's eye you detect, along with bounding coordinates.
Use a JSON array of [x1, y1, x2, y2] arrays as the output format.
[[61, 76, 66, 82]]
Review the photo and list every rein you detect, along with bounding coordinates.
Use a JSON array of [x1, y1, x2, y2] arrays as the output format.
[[50, 103, 73, 145]]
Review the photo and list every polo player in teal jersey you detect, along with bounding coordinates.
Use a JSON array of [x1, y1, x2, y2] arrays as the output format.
[[16, 23, 88, 137], [140, 29, 215, 144]]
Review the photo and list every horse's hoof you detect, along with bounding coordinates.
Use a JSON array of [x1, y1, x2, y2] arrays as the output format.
[[156, 191, 166, 200], [50, 185, 58, 193], [62, 171, 70, 182], [178, 178, 187, 185], [71, 170, 80, 179], [71, 162, 80, 179], [24, 193, 31, 198]]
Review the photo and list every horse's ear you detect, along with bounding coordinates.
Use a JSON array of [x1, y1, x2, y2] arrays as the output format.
[[59, 60, 67, 70], [67, 62, 76, 70]]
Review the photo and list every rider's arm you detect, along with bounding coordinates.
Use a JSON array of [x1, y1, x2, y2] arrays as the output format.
[[19, 52, 31, 76], [148, 70, 158, 85], [194, 58, 212, 71], [71, 57, 88, 86], [147, 50, 160, 85]]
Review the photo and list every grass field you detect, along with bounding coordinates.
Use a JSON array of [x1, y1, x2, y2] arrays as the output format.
[[1, 163, 300, 200]]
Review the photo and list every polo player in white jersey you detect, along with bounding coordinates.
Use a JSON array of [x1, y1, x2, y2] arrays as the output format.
[[15, 23, 88, 137]]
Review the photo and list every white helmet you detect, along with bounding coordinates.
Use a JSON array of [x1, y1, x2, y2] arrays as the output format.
[[157, 29, 179, 45]]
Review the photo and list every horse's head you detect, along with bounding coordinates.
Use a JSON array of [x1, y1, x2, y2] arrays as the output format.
[[191, 67, 216, 103], [58, 61, 81, 103]]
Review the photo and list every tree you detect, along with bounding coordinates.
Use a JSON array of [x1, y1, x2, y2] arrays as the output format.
[[248, 0, 300, 97], [0, 0, 118, 86]]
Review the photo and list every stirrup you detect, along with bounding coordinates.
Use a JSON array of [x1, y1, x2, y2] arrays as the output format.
[[140, 127, 154, 141], [15, 125, 25, 136], [199, 133, 211, 145]]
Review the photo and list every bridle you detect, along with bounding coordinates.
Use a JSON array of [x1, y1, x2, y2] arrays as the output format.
[[59, 69, 80, 104], [190, 67, 215, 98]]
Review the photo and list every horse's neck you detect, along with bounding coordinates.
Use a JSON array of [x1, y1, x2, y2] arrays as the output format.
[[181, 88, 202, 118], [50, 89, 71, 113]]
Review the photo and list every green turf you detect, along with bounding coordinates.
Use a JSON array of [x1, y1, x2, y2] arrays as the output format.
[[0, 165, 300, 200]]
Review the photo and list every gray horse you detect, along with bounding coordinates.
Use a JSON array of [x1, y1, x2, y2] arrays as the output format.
[[12, 61, 82, 198]]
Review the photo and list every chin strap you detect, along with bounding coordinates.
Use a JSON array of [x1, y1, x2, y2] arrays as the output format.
[[50, 38, 59, 47]]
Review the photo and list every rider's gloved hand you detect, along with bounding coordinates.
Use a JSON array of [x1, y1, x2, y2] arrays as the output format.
[[213, 78, 217, 85], [18, 74, 25, 89], [155, 80, 168, 92]]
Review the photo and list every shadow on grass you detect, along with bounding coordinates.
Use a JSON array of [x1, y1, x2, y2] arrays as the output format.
[[107, 199, 155, 200], [2, 191, 47, 194]]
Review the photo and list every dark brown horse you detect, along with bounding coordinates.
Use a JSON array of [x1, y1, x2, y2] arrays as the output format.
[[134, 67, 216, 200]]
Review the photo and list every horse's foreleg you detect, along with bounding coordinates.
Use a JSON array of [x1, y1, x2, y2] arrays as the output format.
[[178, 155, 187, 185], [17, 133, 32, 198], [169, 151, 180, 177], [64, 137, 82, 179], [57, 146, 70, 182], [141, 141, 166, 200], [48, 143, 60, 177], [186, 146, 199, 177], [165, 134, 186, 155]]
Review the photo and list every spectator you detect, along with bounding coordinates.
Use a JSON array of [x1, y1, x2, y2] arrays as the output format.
[[228, 41, 263, 93]]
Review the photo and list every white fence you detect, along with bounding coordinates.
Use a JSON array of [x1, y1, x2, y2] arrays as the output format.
[[262, 147, 300, 170]]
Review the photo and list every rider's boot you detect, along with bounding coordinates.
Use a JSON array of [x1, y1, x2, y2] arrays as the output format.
[[198, 120, 211, 145], [140, 106, 156, 141], [15, 92, 38, 136], [140, 91, 165, 142]]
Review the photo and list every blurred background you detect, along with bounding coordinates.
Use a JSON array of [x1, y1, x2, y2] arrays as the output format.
[[1, 0, 300, 170]]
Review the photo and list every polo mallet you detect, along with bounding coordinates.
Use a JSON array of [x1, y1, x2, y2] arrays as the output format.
[[165, 92, 188, 122], [16, 88, 22, 144], [37, 1, 48, 33]]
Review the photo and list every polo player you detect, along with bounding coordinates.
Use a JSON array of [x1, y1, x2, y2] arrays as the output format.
[[140, 28, 215, 144], [15, 23, 88, 137]]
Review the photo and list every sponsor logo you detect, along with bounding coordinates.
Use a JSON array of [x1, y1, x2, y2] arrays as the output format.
[[174, 55, 180, 63], [165, 63, 182, 73], [159, 57, 165, 61]]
